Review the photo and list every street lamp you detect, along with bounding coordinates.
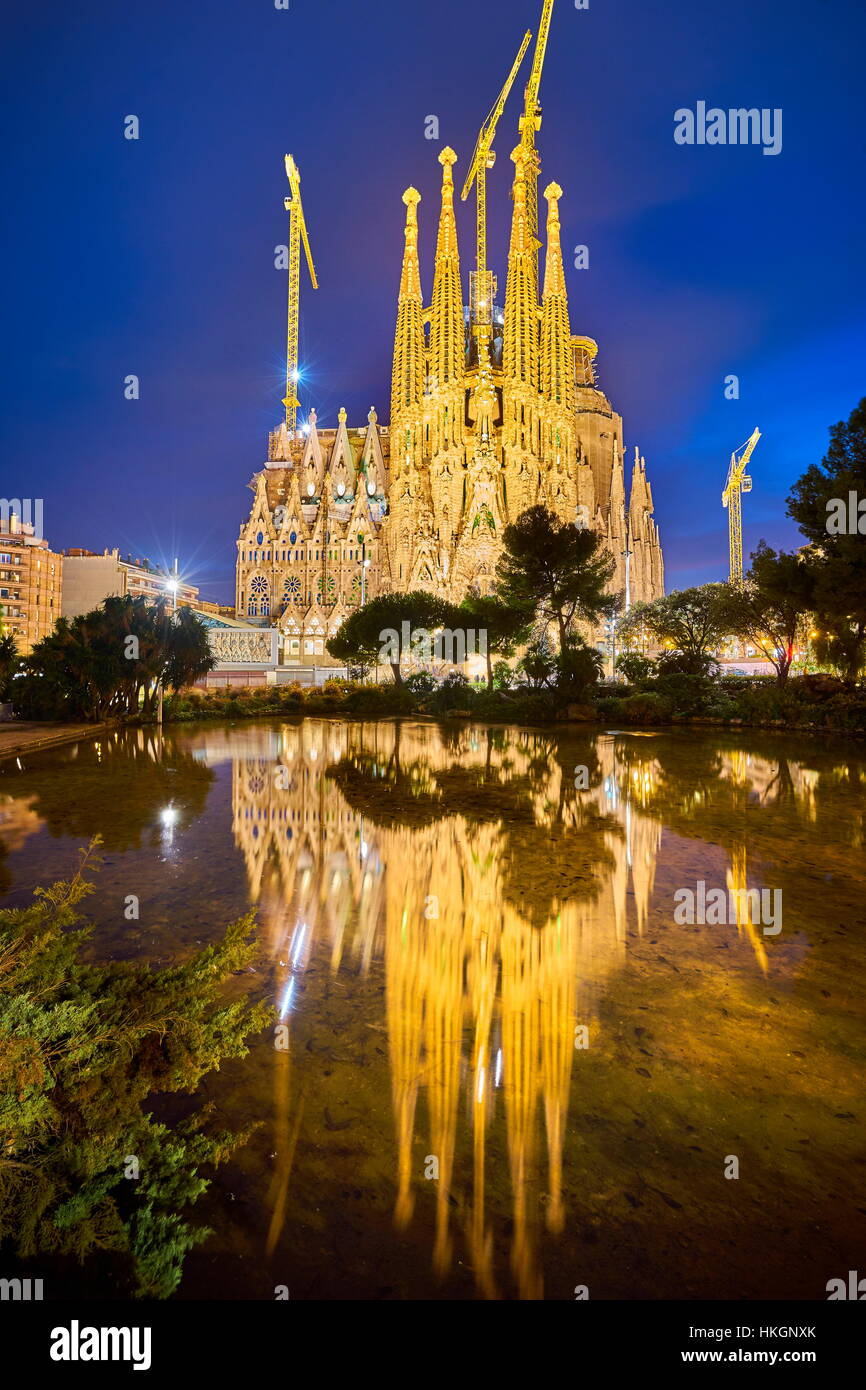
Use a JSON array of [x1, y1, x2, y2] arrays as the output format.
[[621, 540, 633, 614], [605, 614, 618, 682], [158, 559, 182, 726]]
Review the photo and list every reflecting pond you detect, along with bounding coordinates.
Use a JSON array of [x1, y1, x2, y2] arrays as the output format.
[[1, 718, 864, 1299]]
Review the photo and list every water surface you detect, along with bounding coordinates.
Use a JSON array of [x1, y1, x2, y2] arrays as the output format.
[[1, 718, 864, 1300]]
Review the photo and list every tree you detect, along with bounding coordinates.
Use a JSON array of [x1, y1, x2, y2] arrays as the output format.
[[163, 605, 216, 695], [12, 597, 214, 722], [619, 585, 731, 662], [721, 544, 814, 685], [787, 398, 866, 679], [0, 632, 18, 700], [517, 636, 557, 688], [553, 637, 605, 696], [494, 506, 617, 653], [615, 651, 656, 685], [0, 845, 271, 1297], [326, 591, 455, 684], [324, 617, 382, 681], [457, 593, 533, 689]]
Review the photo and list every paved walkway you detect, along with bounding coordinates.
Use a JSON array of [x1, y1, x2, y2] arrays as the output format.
[[0, 722, 108, 762]]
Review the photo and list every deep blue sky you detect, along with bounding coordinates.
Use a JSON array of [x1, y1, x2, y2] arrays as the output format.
[[3, 0, 865, 603]]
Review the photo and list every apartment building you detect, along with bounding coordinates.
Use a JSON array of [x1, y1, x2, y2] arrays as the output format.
[[61, 549, 199, 618], [0, 521, 63, 655]]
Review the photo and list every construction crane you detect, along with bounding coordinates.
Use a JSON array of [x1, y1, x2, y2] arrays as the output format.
[[461, 29, 532, 345], [282, 154, 318, 433], [722, 427, 761, 583], [518, 0, 556, 264]]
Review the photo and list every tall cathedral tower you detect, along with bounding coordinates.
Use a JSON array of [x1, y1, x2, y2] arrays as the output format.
[[236, 2, 664, 666]]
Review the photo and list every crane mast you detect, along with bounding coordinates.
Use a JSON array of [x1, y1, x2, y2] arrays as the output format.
[[722, 427, 761, 583], [283, 154, 318, 433], [518, 0, 556, 266], [461, 30, 532, 348]]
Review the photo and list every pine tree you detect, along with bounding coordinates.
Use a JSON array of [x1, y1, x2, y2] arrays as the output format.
[[0, 842, 272, 1297]]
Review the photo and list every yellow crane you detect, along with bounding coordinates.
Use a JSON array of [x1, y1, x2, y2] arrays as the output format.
[[461, 29, 532, 345], [282, 154, 318, 433], [518, 0, 556, 261], [722, 427, 761, 582]]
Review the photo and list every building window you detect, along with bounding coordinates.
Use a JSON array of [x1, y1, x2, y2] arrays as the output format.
[[250, 575, 269, 602]]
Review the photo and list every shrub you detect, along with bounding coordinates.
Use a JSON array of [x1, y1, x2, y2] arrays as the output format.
[[595, 696, 625, 721], [655, 650, 719, 678], [492, 660, 516, 691], [553, 641, 605, 700], [425, 671, 474, 713], [652, 672, 715, 716], [404, 671, 437, 695], [615, 652, 656, 684], [0, 846, 271, 1298], [342, 684, 416, 716], [503, 691, 559, 724], [617, 692, 673, 724]]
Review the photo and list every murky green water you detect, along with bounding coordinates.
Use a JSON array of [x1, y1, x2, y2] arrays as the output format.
[[2, 718, 864, 1300]]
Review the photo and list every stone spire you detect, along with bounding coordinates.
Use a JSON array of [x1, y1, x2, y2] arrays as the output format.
[[502, 145, 539, 393], [390, 187, 425, 444], [429, 148, 464, 391], [541, 183, 575, 414], [629, 446, 650, 519]]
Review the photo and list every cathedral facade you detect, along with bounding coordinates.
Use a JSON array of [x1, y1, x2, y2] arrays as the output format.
[[237, 141, 665, 666]]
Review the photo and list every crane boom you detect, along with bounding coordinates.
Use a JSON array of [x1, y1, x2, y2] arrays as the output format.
[[461, 31, 532, 204], [283, 154, 318, 432], [518, 0, 556, 275], [461, 30, 532, 342], [521, 0, 555, 134], [722, 427, 761, 583]]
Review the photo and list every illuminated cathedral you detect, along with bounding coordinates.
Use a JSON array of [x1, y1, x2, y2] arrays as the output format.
[[236, 9, 665, 665]]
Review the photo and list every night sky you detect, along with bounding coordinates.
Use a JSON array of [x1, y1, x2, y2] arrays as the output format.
[[3, 0, 865, 604]]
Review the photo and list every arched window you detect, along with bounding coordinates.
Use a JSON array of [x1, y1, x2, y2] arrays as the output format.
[[250, 575, 269, 617]]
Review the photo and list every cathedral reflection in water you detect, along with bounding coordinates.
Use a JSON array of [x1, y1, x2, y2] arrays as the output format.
[[219, 720, 808, 1297], [2, 718, 859, 1299]]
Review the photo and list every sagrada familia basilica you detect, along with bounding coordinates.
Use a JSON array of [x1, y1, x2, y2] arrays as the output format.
[[236, 6, 664, 667]]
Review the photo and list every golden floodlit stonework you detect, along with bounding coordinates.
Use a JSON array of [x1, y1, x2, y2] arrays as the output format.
[[237, 138, 665, 666]]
